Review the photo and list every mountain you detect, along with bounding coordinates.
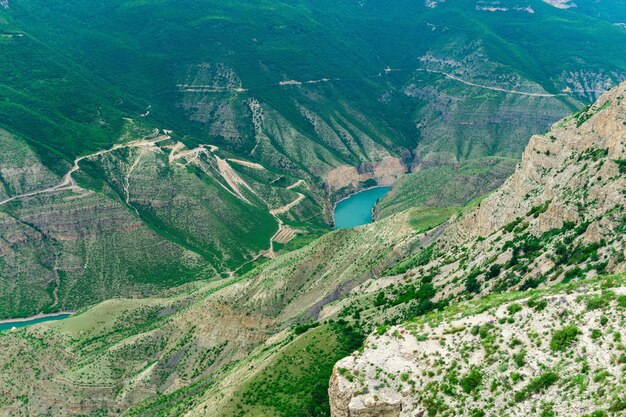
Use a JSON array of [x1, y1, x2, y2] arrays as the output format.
[[0, 79, 624, 417], [375, 157, 518, 220], [2, 0, 626, 319], [330, 78, 626, 416]]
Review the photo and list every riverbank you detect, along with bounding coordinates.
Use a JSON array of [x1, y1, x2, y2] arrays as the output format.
[[332, 185, 391, 210]]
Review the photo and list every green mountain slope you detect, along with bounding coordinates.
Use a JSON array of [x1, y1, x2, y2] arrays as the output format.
[[375, 157, 518, 219], [3, 0, 626, 171], [1, 0, 625, 318], [0, 82, 624, 416]]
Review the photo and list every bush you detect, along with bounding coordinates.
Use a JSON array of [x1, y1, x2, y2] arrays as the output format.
[[465, 270, 482, 293], [460, 368, 483, 394], [563, 267, 584, 283], [550, 325, 580, 352], [582, 411, 607, 417], [294, 322, 320, 335], [528, 298, 548, 311], [514, 350, 526, 367], [586, 296, 608, 311], [609, 397, 626, 412], [486, 264, 501, 279], [508, 303, 523, 315], [515, 372, 559, 402]]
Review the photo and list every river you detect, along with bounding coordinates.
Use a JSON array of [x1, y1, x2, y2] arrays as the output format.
[[0, 313, 72, 332], [333, 186, 391, 229]]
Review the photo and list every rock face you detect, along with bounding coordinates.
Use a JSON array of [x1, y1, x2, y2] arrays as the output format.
[[324, 157, 407, 192], [330, 275, 626, 417], [400, 80, 626, 303], [447, 81, 625, 242], [329, 81, 626, 416]]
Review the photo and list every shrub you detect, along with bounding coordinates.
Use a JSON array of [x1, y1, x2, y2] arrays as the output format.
[[609, 397, 626, 412], [582, 411, 607, 417], [515, 372, 559, 402], [294, 322, 320, 335], [541, 403, 556, 417], [528, 201, 550, 218], [508, 303, 523, 315], [514, 350, 526, 367], [563, 267, 584, 283], [338, 368, 354, 382], [460, 368, 483, 394], [550, 326, 580, 352], [528, 298, 548, 311], [465, 271, 482, 293], [486, 264, 501, 279], [586, 296, 608, 311], [479, 323, 493, 340]]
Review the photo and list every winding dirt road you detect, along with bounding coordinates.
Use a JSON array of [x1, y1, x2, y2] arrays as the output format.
[[418, 69, 568, 97], [0, 131, 171, 207]]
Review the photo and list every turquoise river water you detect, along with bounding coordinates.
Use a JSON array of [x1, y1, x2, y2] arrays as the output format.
[[0, 313, 72, 331], [333, 186, 391, 229]]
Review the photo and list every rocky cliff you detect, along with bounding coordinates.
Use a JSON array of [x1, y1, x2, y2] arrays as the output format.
[[329, 81, 626, 417], [330, 273, 626, 417]]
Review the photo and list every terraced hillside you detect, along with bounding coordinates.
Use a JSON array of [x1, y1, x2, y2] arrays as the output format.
[[0, 123, 308, 318]]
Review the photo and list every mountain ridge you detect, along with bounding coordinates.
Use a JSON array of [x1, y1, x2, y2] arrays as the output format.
[[329, 79, 626, 417]]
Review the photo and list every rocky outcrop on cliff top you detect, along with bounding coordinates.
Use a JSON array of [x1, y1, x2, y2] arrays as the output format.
[[330, 273, 626, 417]]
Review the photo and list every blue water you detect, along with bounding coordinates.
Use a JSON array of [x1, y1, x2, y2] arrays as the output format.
[[0, 314, 71, 331], [334, 186, 391, 229]]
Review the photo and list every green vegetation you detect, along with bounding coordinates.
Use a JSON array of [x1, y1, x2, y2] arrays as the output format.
[[1, 0, 624, 319], [0, 1, 625, 415], [235, 321, 365, 417], [515, 372, 559, 402], [383, 245, 435, 277], [460, 368, 483, 394], [377, 158, 517, 219], [550, 326, 581, 352], [408, 207, 459, 233]]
